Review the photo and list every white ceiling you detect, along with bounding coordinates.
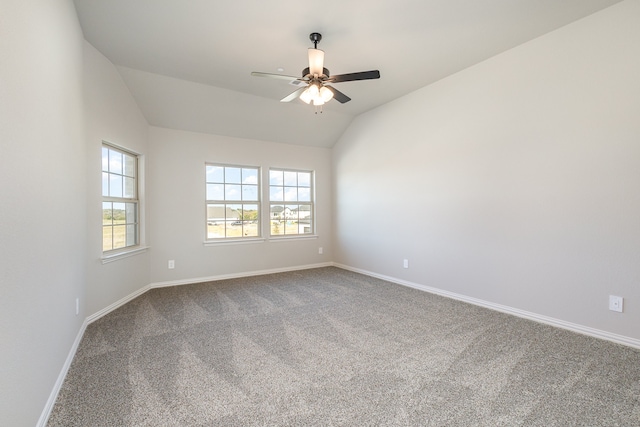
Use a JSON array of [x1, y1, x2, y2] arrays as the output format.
[[73, 0, 622, 148]]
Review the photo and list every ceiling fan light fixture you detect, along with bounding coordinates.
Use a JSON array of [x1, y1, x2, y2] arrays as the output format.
[[300, 82, 332, 105], [308, 48, 325, 77], [300, 83, 318, 104], [299, 88, 313, 104], [309, 83, 320, 97], [320, 86, 333, 102]]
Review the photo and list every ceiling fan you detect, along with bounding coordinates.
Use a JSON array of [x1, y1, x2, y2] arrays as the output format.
[[251, 33, 380, 111]]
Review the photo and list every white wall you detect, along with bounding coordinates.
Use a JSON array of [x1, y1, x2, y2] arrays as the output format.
[[83, 42, 150, 315], [0, 1, 86, 425], [333, 0, 640, 341], [147, 127, 331, 283]]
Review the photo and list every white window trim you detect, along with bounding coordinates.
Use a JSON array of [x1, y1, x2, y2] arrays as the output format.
[[101, 246, 150, 264], [102, 141, 146, 258], [203, 237, 265, 247], [268, 234, 318, 242], [205, 163, 262, 242], [269, 168, 316, 238]]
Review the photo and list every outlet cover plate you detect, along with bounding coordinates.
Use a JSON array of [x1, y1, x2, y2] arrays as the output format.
[[609, 295, 623, 313]]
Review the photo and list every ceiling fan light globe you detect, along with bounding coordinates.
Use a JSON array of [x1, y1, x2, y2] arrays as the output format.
[[320, 86, 334, 102], [299, 88, 313, 104], [308, 48, 325, 76], [308, 83, 320, 98], [313, 98, 325, 106]]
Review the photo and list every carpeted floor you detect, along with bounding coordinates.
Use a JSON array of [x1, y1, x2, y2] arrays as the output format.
[[48, 267, 640, 426]]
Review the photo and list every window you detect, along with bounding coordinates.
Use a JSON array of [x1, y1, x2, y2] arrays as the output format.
[[206, 164, 260, 239], [102, 144, 139, 252], [269, 169, 314, 236]]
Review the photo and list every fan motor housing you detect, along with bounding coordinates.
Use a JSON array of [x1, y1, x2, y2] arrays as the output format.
[[303, 67, 330, 79]]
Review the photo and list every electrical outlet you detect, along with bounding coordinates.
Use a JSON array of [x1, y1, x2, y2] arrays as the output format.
[[318, 247, 323, 255], [75, 298, 79, 315], [403, 259, 409, 269], [609, 295, 623, 313], [168, 260, 175, 269]]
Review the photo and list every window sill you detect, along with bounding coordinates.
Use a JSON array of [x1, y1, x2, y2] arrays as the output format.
[[204, 238, 266, 247], [269, 234, 318, 242], [101, 246, 149, 264]]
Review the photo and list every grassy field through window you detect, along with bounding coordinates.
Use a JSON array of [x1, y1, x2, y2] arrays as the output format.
[[103, 220, 127, 251], [207, 221, 259, 239]]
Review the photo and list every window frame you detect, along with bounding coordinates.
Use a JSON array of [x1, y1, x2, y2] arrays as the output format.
[[268, 168, 315, 238], [102, 143, 140, 254], [205, 163, 262, 242]]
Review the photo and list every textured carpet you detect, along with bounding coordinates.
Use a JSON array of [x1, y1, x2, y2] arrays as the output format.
[[48, 267, 640, 426]]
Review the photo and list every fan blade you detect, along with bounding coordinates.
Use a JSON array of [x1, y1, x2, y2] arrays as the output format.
[[251, 72, 302, 82], [327, 70, 380, 83], [280, 86, 307, 103], [325, 85, 351, 104]]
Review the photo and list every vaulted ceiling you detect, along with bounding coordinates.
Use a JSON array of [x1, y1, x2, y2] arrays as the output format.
[[73, 0, 622, 147]]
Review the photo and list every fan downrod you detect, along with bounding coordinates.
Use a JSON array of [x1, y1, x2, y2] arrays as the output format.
[[309, 32, 322, 48]]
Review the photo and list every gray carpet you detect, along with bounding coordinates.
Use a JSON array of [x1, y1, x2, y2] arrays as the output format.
[[48, 267, 640, 426]]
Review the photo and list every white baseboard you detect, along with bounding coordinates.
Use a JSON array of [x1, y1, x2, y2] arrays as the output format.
[[87, 262, 332, 323], [86, 284, 152, 324], [149, 262, 334, 290], [37, 318, 88, 427], [334, 263, 640, 350]]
